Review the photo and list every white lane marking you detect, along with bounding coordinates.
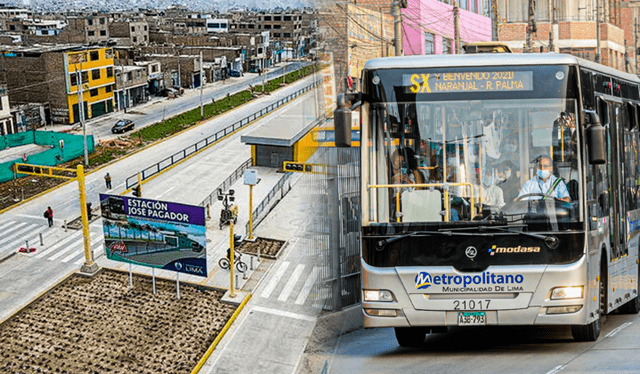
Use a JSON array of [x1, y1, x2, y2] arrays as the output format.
[[260, 261, 290, 299], [605, 322, 633, 338], [545, 365, 566, 374], [251, 306, 316, 322], [277, 264, 305, 302], [4, 228, 47, 250], [156, 186, 176, 199], [48, 238, 83, 260], [295, 267, 320, 305], [13, 214, 47, 220], [35, 231, 82, 259], [0, 220, 17, 232], [0, 223, 37, 246], [75, 239, 105, 265], [62, 236, 103, 263]]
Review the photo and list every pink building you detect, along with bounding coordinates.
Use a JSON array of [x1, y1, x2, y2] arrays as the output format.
[[402, 0, 492, 55]]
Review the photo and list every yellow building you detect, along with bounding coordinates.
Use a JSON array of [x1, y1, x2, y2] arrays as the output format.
[[65, 48, 116, 124]]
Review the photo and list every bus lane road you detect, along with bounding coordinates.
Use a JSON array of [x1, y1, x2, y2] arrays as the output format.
[[326, 312, 640, 374]]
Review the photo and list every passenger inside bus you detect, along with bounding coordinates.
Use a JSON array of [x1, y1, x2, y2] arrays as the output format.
[[517, 155, 570, 202], [391, 147, 424, 186], [481, 169, 505, 207]]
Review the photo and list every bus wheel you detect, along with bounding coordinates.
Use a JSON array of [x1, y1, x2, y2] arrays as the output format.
[[618, 262, 640, 314], [394, 327, 428, 348], [572, 257, 606, 342]]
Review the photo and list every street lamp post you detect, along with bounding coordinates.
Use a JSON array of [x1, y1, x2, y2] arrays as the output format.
[[76, 62, 89, 167]]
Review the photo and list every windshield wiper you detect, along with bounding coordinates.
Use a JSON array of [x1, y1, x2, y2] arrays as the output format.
[[375, 230, 491, 248], [438, 225, 559, 248]]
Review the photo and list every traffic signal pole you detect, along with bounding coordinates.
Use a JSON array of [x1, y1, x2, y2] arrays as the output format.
[[77, 165, 98, 274]]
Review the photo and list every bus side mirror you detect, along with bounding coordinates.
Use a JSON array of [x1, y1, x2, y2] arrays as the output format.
[[584, 111, 606, 165], [334, 93, 352, 148]]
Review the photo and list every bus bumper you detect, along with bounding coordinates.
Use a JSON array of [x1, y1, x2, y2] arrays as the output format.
[[363, 304, 590, 328]]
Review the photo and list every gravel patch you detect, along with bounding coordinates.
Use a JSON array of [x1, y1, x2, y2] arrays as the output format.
[[0, 269, 236, 374]]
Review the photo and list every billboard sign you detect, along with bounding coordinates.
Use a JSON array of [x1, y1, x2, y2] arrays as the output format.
[[99, 194, 207, 277]]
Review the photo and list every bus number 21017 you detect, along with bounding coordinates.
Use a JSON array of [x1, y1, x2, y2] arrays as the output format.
[[453, 300, 491, 310]]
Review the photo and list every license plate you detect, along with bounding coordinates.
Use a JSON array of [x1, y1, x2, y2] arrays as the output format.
[[458, 311, 486, 325]]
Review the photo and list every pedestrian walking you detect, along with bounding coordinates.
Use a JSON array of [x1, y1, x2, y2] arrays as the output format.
[[44, 206, 53, 227], [105, 172, 112, 189]]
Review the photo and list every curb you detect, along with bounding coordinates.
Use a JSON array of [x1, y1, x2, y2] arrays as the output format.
[[191, 293, 252, 374]]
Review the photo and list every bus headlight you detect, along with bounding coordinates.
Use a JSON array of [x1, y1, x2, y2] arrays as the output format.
[[363, 289, 394, 302], [550, 286, 583, 300], [546, 305, 583, 314], [364, 308, 398, 317]]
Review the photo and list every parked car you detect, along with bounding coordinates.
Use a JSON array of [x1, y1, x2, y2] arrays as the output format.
[[229, 70, 241, 77], [111, 119, 135, 134], [159, 87, 182, 98]]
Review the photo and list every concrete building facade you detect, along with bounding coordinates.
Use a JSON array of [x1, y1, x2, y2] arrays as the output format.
[[109, 20, 149, 46], [496, 0, 632, 73], [0, 85, 15, 135], [65, 48, 116, 123], [403, 0, 492, 56]]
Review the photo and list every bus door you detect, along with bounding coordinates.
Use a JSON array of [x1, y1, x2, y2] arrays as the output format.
[[607, 101, 625, 260]]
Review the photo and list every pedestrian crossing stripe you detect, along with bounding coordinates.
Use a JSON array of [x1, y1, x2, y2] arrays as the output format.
[[278, 263, 305, 302]]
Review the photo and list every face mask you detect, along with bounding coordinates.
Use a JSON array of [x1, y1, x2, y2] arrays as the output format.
[[482, 176, 493, 186], [537, 169, 550, 179], [505, 144, 517, 153]]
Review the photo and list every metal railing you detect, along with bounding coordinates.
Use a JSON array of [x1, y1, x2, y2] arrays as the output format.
[[245, 172, 295, 234], [200, 158, 253, 208], [125, 78, 321, 189]]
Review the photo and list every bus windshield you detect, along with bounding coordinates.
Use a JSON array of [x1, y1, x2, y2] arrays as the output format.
[[368, 98, 583, 230]]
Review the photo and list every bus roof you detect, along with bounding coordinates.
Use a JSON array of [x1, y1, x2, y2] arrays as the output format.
[[363, 53, 640, 83]]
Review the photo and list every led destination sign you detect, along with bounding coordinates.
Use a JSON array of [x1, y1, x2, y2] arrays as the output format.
[[403, 71, 533, 94]]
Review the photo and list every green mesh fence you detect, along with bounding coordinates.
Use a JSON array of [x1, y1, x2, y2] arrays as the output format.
[[0, 131, 95, 183]]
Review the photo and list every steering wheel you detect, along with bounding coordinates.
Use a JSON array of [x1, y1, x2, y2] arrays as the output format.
[[514, 193, 562, 202]]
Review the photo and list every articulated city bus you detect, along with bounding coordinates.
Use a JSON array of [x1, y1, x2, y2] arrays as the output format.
[[334, 53, 640, 346]]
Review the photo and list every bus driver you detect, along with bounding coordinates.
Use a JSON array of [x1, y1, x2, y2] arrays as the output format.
[[517, 155, 570, 202]]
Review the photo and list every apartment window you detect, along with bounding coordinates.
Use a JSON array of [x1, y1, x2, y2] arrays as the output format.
[[221, 24, 227, 28], [81, 71, 88, 82], [425, 32, 434, 54], [274, 16, 281, 21], [131, 26, 135, 32], [264, 25, 271, 29], [100, 18, 105, 25], [249, 24, 255, 29], [88, 18, 93, 26], [284, 16, 291, 21], [210, 23, 219, 28], [284, 33, 291, 38], [105, 85, 112, 93], [133, 36, 137, 43], [264, 16, 271, 21], [91, 69, 101, 80], [9, 25, 15, 31], [144, 35, 147, 41], [151, 65, 158, 73], [274, 24, 281, 29], [88, 30, 95, 36], [70, 74, 78, 86], [443, 37, 452, 54], [90, 50, 99, 61], [100, 30, 107, 36], [274, 33, 281, 37], [126, 72, 132, 81], [144, 25, 148, 31], [90, 88, 98, 97], [106, 67, 113, 78]]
